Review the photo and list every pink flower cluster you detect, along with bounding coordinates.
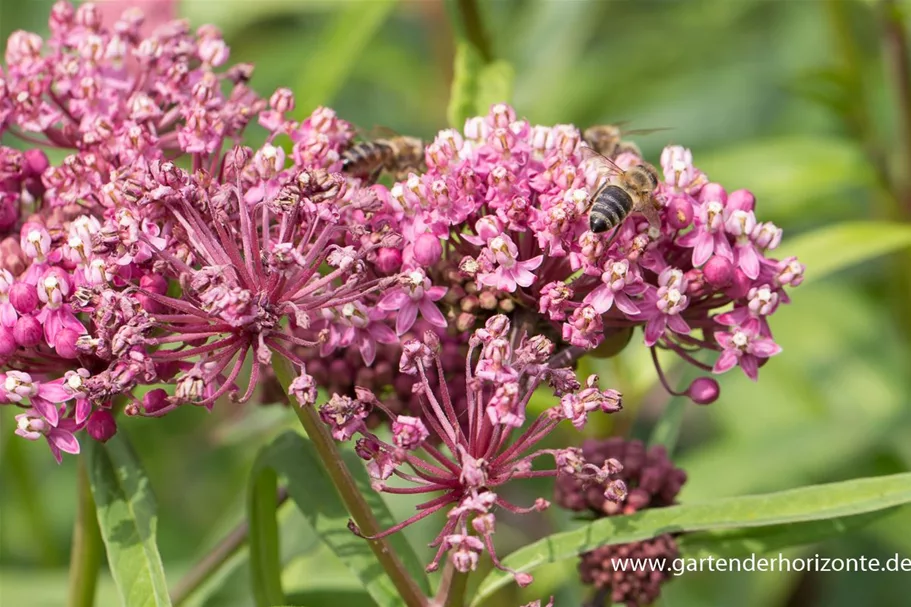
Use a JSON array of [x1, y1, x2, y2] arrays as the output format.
[[0, 0, 803, 482], [0, 2, 395, 461], [365, 104, 804, 402], [297, 315, 627, 584]]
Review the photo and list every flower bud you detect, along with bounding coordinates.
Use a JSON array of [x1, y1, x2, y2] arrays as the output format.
[[665, 196, 693, 229], [374, 247, 402, 274], [13, 315, 41, 347], [703, 255, 734, 288], [87, 410, 117, 442], [0, 197, 18, 232], [698, 182, 727, 205], [140, 273, 168, 295], [55, 328, 80, 359], [413, 233, 443, 267], [9, 282, 38, 314], [725, 268, 752, 300], [686, 377, 719, 405], [727, 189, 755, 212], [269, 88, 295, 113], [0, 325, 17, 357], [23, 149, 49, 177], [143, 388, 170, 414]]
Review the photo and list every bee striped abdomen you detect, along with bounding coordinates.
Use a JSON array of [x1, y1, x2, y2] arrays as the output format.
[[590, 185, 633, 233], [341, 141, 393, 177]]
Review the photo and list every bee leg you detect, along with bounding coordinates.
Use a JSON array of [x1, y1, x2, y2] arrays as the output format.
[[367, 166, 384, 184], [604, 223, 623, 248]]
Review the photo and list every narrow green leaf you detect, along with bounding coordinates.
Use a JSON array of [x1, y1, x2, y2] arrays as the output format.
[[679, 509, 893, 558], [292, 0, 399, 113], [647, 397, 686, 452], [248, 432, 430, 607], [447, 41, 483, 128], [248, 463, 284, 606], [471, 472, 911, 605], [778, 221, 911, 285], [474, 60, 515, 114], [86, 433, 172, 607]]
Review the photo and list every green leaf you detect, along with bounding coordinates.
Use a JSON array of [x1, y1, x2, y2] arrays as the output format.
[[447, 41, 483, 128], [471, 472, 911, 605], [475, 60, 515, 114], [647, 396, 686, 452], [292, 0, 399, 115], [696, 136, 872, 222], [778, 221, 911, 285], [679, 509, 894, 558], [248, 432, 430, 607], [86, 433, 172, 607]]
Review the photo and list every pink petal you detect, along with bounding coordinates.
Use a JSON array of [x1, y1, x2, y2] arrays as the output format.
[[358, 335, 377, 366], [426, 286, 448, 301], [692, 233, 714, 267], [75, 398, 91, 425], [368, 322, 398, 344], [38, 381, 72, 403], [43, 310, 63, 347], [378, 290, 409, 310], [1, 303, 17, 328], [740, 355, 759, 381], [31, 397, 59, 427], [513, 268, 536, 288], [418, 298, 448, 328], [523, 255, 545, 271], [614, 292, 640, 316], [644, 317, 666, 346], [667, 315, 691, 335], [48, 428, 80, 455], [713, 233, 734, 262], [713, 350, 739, 374], [751, 339, 782, 358], [737, 244, 760, 280], [395, 303, 419, 335], [583, 286, 615, 314]]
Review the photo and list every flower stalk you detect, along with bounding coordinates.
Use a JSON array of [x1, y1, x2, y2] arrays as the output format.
[[274, 356, 428, 607], [67, 455, 102, 607], [170, 488, 289, 606]]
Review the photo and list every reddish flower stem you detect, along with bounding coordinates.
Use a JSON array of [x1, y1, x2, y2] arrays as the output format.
[[274, 357, 428, 607]]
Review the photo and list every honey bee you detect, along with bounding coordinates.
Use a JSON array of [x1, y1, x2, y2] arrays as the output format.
[[582, 124, 668, 159], [341, 129, 425, 182], [580, 146, 661, 238]]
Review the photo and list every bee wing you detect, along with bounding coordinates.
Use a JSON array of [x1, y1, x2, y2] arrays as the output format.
[[579, 145, 624, 176], [622, 127, 674, 137], [634, 196, 662, 229], [368, 125, 401, 140]]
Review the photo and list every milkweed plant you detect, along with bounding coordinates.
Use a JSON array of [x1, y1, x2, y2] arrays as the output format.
[[14, 3, 909, 607]]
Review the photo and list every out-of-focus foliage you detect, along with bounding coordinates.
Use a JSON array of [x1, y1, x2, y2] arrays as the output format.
[[2, 1, 910, 606]]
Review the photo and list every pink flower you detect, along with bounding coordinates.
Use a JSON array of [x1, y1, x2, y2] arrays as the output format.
[[582, 258, 646, 315], [321, 317, 625, 586], [636, 268, 691, 347], [476, 232, 544, 292], [713, 326, 782, 380], [2, 370, 76, 426], [15, 408, 83, 463], [378, 269, 447, 335]]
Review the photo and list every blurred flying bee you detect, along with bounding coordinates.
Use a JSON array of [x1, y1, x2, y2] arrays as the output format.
[[341, 128, 425, 182], [582, 123, 669, 159], [580, 146, 661, 239]]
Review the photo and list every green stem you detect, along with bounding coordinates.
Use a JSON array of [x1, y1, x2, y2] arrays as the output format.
[[67, 455, 102, 607], [430, 560, 469, 607], [274, 358, 428, 607], [447, 0, 493, 63], [170, 488, 289, 606], [880, 0, 911, 214]]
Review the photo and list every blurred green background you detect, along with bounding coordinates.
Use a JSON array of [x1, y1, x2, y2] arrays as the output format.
[[1, 0, 910, 606]]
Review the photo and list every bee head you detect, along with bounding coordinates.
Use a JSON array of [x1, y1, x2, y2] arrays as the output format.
[[630, 163, 659, 193]]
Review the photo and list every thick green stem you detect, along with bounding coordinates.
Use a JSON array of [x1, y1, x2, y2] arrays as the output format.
[[67, 455, 102, 607], [274, 358, 428, 607], [170, 488, 289, 606]]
